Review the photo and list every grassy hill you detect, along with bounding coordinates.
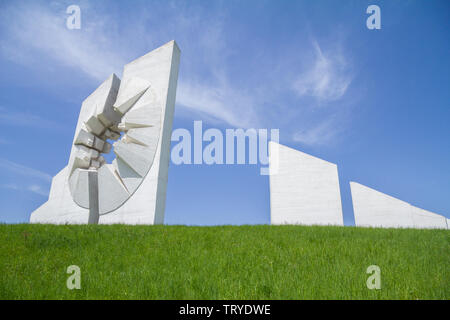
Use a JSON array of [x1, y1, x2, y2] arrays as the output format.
[[0, 224, 448, 299]]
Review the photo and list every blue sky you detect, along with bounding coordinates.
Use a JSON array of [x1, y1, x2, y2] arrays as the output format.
[[0, 0, 449, 225]]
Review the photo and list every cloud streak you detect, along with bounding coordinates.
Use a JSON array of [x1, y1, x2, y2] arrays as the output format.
[[177, 81, 259, 128], [0, 2, 126, 81], [0, 2, 262, 129], [0, 158, 52, 183], [1, 183, 49, 197], [292, 40, 352, 103], [0, 158, 51, 197], [286, 39, 355, 146], [292, 118, 342, 146], [0, 106, 66, 130], [27, 184, 50, 197], [0, 2, 357, 147]]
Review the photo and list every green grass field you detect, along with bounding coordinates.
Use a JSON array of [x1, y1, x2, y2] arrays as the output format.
[[0, 224, 448, 299]]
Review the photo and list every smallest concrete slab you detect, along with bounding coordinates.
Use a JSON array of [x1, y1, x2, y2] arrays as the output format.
[[350, 181, 447, 229]]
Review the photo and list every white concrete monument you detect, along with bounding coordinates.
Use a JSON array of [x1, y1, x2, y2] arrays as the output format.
[[350, 182, 448, 229], [269, 141, 344, 226], [30, 40, 180, 224]]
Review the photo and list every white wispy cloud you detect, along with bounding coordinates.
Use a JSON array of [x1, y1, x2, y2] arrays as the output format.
[[0, 2, 262, 129], [27, 184, 49, 197], [0, 158, 52, 182], [287, 39, 355, 146], [0, 2, 357, 147], [0, 106, 65, 130], [0, 158, 51, 197], [177, 81, 259, 128], [0, 2, 126, 81], [1, 183, 49, 197], [293, 40, 352, 103], [292, 118, 342, 146], [175, 16, 261, 128], [1, 183, 20, 191]]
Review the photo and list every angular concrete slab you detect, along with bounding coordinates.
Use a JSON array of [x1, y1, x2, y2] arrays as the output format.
[[74, 129, 95, 148], [85, 115, 106, 136], [104, 128, 121, 140], [350, 182, 447, 229], [72, 145, 99, 172], [269, 141, 344, 226]]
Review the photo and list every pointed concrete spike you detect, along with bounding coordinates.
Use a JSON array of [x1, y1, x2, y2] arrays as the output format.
[[113, 157, 143, 194], [119, 120, 152, 130], [113, 140, 156, 177], [125, 126, 160, 148], [123, 134, 148, 147], [111, 166, 130, 194], [95, 74, 122, 127], [120, 103, 161, 129], [113, 77, 151, 115]]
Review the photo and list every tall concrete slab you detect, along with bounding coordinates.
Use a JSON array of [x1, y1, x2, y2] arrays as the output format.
[[30, 40, 180, 224], [269, 141, 344, 226], [350, 182, 447, 229]]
